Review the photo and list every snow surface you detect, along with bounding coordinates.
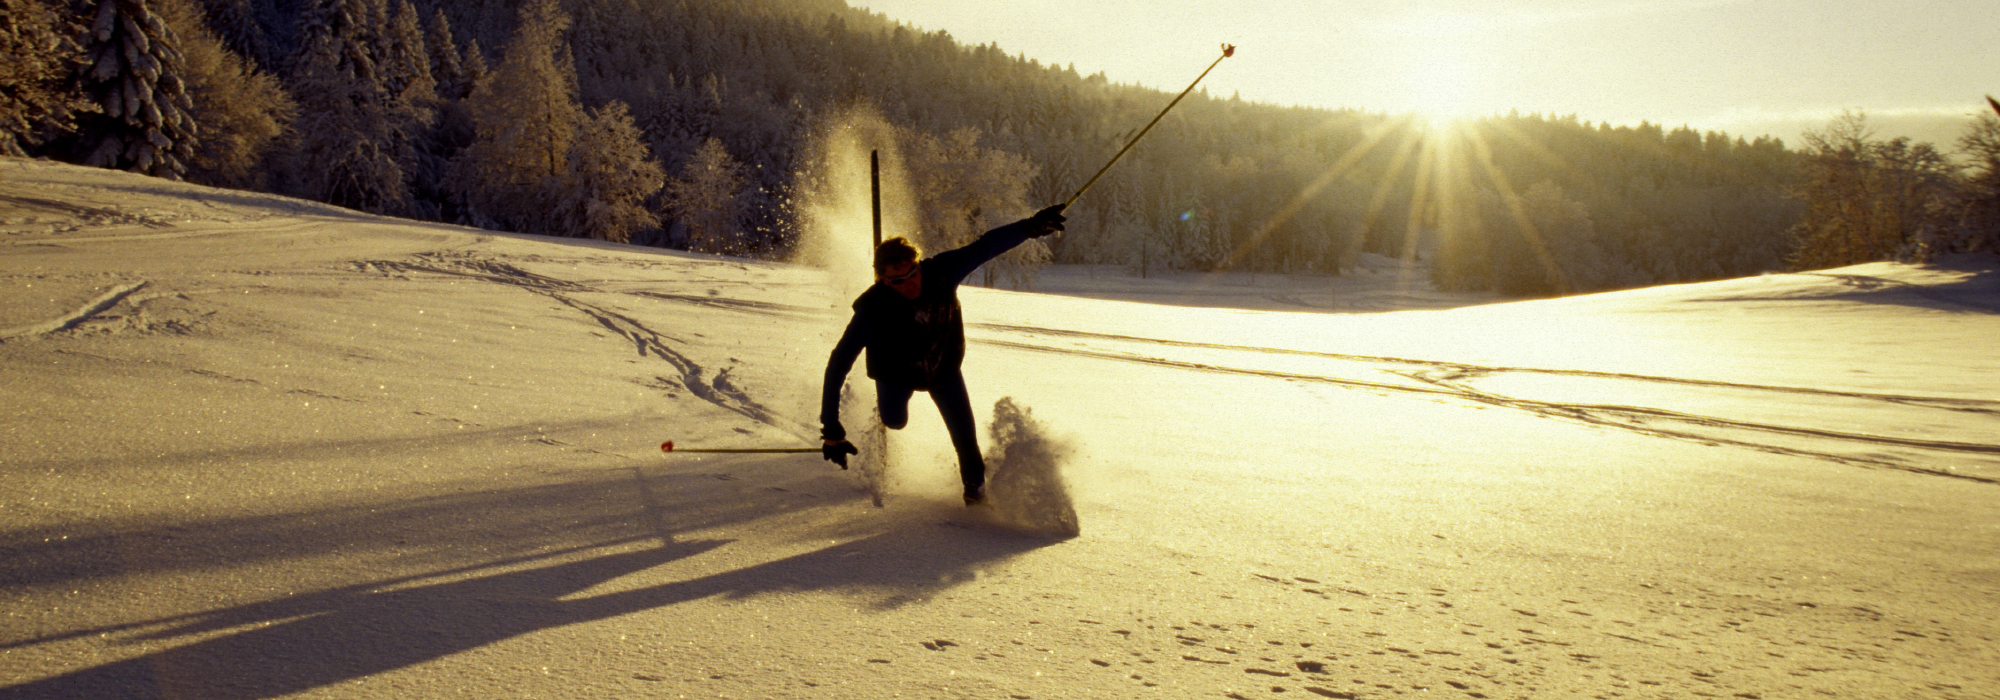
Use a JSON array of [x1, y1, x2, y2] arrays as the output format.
[[3, 157, 1997, 699]]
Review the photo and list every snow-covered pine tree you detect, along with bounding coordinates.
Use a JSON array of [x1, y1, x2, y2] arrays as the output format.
[[417, 6, 473, 221], [379, 0, 435, 109], [377, 0, 442, 216], [459, 37, 487, 89], [0, 0, 86, 156], [154, 0, 293, 188], [285, 0, 423, 214], [666, 137, 748, 254], [291, 0, 370, 78], [557, 101, 664, 244], [900, 127, 1041, 287], [451, 0, 583, 234], [1172, 192, 1219, 272], [443, 35, 488, 193], [70, 0, 200, 179], [564, 0, 634, 102], [1487, 181, 1570, 296], [193, 0, 270, 72], [424, 7, 466, 100]]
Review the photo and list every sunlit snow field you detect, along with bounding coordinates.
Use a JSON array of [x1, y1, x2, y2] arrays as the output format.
[[3, 159, 1997, 699]]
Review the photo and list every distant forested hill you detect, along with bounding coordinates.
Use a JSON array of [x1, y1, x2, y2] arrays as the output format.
[[12, 0, 1850, 295]]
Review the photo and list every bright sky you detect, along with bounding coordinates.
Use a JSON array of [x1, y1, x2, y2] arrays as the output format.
[[848, 0, 1999, 148]]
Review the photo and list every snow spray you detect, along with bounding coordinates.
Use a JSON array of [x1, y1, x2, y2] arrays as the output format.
[[792, 105, 923, 507], [980, 397, 1080, 538], [840, 383, 890, 507], [788, 105, 916, 299]]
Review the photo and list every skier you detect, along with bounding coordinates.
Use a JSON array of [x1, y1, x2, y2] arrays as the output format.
[[820, 205, 1067, 505]]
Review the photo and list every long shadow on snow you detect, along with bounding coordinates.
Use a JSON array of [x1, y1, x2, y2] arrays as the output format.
[[0, 523, 1043, 700], [0, 445, 861, 595], [1694, 263, 2000, 314]]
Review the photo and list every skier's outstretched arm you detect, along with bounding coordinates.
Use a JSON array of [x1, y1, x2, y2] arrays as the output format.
[[924, 205, 1066, 287]]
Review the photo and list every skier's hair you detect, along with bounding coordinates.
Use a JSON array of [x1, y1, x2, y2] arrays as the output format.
[[874, 237, 921, 277]]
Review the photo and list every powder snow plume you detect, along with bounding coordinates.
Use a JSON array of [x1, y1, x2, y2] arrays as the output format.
[[839, 384, 890, 508], [788, 104, 916, 300], [981, 397, 1080, 539], [793, 105, 917, 507]]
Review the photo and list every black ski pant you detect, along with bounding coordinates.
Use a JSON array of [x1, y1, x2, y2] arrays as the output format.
[[877, 371, 984, 497]]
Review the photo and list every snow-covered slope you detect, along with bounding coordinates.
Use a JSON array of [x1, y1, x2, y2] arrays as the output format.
[[3, 158, 1996, 699]]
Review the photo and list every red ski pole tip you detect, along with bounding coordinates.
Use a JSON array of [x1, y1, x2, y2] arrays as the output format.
[[661, 441, 674, 453]]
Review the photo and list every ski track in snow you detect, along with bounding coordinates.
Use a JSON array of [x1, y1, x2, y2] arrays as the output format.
[[971, 323, 2000, 483], [0, 280, 148, 340], [336, 249, 2000, 484], [354, 251, 814, 441]]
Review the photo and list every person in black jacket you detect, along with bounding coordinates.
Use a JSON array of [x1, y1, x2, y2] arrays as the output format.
[[821, 205, 1066, 505]]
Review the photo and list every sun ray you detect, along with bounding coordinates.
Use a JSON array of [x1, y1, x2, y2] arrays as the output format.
[[1399, 127, 1444, 294], [1223, 117, 1403, 271], [1355, 120, 1427, 276], [1457, 122, 1572, 294]]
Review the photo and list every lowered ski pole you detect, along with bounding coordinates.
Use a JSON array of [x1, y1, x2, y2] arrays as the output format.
[[1062, 43, 1236, 212], [660, 440, 818, 454]]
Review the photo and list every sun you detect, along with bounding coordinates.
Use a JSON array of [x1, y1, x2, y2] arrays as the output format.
[[1404, 46, 1479, 124], [1388, 13, 1490, 123]]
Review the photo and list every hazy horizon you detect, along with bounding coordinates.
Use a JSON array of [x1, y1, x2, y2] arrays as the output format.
[[850, 0, 1997, 149]]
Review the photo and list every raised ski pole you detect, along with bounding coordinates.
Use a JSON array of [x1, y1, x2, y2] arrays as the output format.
[[1062, 43, 1236, 212], [660, 441, 818, 454], [871, 149, 883, 248]]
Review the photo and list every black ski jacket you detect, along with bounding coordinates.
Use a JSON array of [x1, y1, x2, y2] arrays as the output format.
[[820, 218, 1040, 442]]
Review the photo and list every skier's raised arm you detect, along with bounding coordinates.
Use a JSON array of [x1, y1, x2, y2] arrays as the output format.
[[924, 205, 1067, 287]]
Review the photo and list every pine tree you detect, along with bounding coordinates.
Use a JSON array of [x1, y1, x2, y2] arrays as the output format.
[[424, 7, 467, 100], [379, 0, 435, 109], [452, 0, 583, 233], [557, 101, 664, 244], [284, 0, 424, 214], [70, 0, 200, 179], [0, 0, 87, 155], [666, 137, 747, 253], [1501, 181, 1622, 296], [193, 0, 270, 71], [459, 38, 487, 90], [378, 0, 442, 216]]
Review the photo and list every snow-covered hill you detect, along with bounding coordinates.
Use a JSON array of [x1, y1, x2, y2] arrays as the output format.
[[4, 158, 1996, 699]]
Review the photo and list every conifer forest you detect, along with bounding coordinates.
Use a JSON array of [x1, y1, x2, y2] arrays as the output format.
[[6, 0, 1997, 296]]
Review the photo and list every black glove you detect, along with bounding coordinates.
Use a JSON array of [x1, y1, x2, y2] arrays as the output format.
[[822, 440, 858, 469], [1027, 204, 1066, 238]]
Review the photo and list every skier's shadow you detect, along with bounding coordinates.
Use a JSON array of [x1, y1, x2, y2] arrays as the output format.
[[3, 526, 1044, 700]]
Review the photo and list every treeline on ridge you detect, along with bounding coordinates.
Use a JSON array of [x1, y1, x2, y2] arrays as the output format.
[[5, 0, 1996, 297]]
